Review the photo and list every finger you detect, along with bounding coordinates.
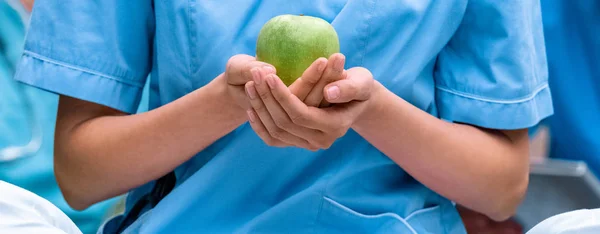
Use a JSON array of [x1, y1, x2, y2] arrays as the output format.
[[267, 73, 338, 131], [246, 109, 288, 147], [246, 73, 312, 148], [324, 67, 373, 103], [304, 53, 346, 107], [264, 73, 328, 143], [289, 57, 328, 102], [226, 54, 276, 85]]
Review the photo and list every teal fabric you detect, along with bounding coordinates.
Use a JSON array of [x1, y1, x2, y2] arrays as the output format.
[[15, 1, 553, 233], [0, 2, 116, 233]]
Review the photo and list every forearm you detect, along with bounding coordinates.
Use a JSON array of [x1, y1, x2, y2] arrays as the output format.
[[352, 82, 529, 221], [55, 75, 246, 210]]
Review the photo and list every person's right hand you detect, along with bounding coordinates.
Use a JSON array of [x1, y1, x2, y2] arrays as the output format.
[[224, 54, 277, 112], [288, 53, 347, 107]]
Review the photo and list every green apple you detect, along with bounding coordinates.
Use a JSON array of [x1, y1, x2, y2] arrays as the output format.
[[256, 14, 340, 86]]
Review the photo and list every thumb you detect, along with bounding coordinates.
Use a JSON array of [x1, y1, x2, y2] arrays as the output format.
[[324, 67, 373, 103]]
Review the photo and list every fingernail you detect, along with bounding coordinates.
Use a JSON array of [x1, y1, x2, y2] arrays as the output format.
[[335, 55, 345, 71], [246, 83, 257, 99], [326, 86, 340, 100], [247, 110, 256, 123], [263, 66, 275, 74], [251, 68, 262, 85], [266, 74, 276, 90]]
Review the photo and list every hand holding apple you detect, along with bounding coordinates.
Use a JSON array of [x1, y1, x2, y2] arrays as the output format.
[[257, 14, 344, 107], [245, 65, 375, 150], [243, 14, 373, 150], [256, 14, 340, 86], [223, 54, 277, 112]]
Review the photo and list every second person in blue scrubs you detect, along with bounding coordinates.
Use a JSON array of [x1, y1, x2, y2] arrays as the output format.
[[15, 0, 553, 233]]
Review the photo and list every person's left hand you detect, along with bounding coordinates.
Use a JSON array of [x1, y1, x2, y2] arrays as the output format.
[[244, 65, 375, 150]]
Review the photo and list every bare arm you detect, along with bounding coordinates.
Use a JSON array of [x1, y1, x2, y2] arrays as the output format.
[[352, 82, 529, 221], [54, 75, 245, 210]]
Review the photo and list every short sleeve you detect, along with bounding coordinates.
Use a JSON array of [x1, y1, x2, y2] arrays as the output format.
[[434, 0, 553, 130], [14, 1, 155, 114]]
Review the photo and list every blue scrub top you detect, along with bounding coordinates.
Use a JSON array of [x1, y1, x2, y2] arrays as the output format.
[[539, 0, 600, 175], [15, 1, 553, 233], [0, 2, 116, 233]]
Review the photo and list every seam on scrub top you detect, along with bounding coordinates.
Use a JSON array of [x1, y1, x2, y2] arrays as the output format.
[[358, 0, 376, 66], [187, 0, 196, 79], [323, 197, 418, 234], [186, 0, 198, 93], [435, 83, 548, 104], [313, 150, 358, 233], [404, 205, 441, 221], [312, 155, 347, 233], [22, 51, 144, 88]]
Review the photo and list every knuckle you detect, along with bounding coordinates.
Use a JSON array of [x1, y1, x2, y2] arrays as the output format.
[[319, 142, 332, 150], [226, 55, 244, 70], [226, 57, 236, 71], [355, 66, 369, 73], [272, 90, 287, 103], [332, 124, 349, 137], [307, 143, 319, 151], [269, 128, 284, 139], [324, 138, 336, 149], [258, 90, 271, 100], [349, 82, 359, 95], [361, 67, 374, 77], [304, 141, 319, 151], [336, 128, 348, 138], [274, 117, 291, 129], [257, 131, 275, 146], [252, 102, 265, 112], [341, 119, 353, 130], [300, 76, 318, 86], [298, 140, 311, 149], [264, 138, 278, 147], [314, 138, 331, 149], [290, 111, 308, 125]]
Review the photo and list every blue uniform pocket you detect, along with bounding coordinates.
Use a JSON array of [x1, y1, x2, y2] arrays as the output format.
[[316, 196, 447, 234]]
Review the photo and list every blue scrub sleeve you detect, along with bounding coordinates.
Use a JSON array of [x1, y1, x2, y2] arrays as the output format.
[[14, 1, 155, 114], [434, 0, 553, 130]]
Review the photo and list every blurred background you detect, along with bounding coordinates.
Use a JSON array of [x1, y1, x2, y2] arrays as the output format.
[[1, 1, 149, 233], [0, 0, 597, 233]]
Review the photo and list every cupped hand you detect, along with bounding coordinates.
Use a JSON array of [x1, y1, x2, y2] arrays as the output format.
[[288, 53, 347, 107], [224, 53, 344, 113], [224, 54, 277, 111], [244, 64, 375, 150]]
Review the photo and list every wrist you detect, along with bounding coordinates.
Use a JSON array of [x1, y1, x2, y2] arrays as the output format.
[[204, 74, 248, 125], [352, 80, 387, 130]]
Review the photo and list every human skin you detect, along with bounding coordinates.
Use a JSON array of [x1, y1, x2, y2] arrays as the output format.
[[52, 54, 338, 210], [55, 47, 528, 222], [20, 0, 33, 12], [246, 53, 530, 221]]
